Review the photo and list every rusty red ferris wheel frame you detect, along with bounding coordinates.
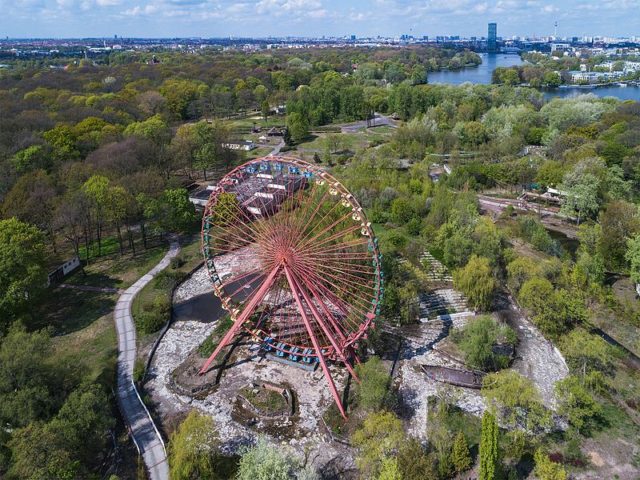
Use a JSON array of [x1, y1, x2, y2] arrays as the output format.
[[199, 155, 383, 418]]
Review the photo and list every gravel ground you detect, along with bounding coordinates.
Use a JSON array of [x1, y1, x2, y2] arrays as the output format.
[[149, 262, 570, 471]]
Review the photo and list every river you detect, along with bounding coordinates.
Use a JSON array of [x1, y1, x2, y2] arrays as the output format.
[[428, 53, 640, 102]]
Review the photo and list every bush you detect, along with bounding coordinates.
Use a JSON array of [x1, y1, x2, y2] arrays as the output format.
[[451, 316, 517, 371], [354, 356, 391, 410], [170, 255, 186, 270], [154, 270, 182, 290], [136, 310, 166, 334]]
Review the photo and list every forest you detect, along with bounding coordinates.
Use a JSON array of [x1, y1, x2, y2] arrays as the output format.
[[1, 45, 639, 479]]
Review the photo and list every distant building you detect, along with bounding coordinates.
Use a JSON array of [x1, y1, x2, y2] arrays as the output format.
[[488, 22, 497, 52], [223, 140, 257, 151]]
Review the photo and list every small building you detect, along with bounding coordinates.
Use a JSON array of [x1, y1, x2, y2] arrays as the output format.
[[223, 140, 257, 151], [48, 256, 81, 286]]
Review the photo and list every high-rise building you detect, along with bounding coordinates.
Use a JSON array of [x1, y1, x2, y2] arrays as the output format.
[[488, 22, 497, 52]]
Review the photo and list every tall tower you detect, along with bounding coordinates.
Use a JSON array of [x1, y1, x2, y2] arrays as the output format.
[[488, 22, 497, 53]]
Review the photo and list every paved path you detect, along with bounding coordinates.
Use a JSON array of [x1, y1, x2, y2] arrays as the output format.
[[115, 241, 180, 480]]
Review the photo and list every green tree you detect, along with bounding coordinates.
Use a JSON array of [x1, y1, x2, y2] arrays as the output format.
[[626, 234, 640, 284], [6, 422, 80, 480], [559, 172, 600, 224], [555, 376, 603, 434], [453, 255, 497, 311], [82, 175, 111, 257], [0, 325, 54, 429], [352, 411, 405, 479], [482, 370, 550, 431], [162, 188, 198, 233], [453, 316, 516, 371], [396, 439, 437, 480], [479, 410, 499, 480], [236, 437, 292, 480], [50, 384, 113, 464], [559, 329, 613, 383], [534, 449, 567, 480], [451, 431, 472, 473], [169, 410, 223, 480], [0, 218, 47, 327], [124, 114, 171, 146], [286, 112, 309, 143], [598, 200, 640, 271]]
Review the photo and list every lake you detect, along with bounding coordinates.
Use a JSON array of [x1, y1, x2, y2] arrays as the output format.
[[428, 53, 640, 102]]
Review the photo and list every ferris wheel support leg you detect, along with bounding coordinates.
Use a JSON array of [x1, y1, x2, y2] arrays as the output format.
[[289, 272, 359, 383], [284, 266, 348, 420], [199, 265, 282, 375]]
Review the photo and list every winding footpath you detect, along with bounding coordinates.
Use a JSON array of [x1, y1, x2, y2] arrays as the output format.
[[115, 240, 180, 480]]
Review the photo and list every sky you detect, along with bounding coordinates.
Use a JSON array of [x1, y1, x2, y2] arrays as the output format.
[[0, 0, 639, 39]]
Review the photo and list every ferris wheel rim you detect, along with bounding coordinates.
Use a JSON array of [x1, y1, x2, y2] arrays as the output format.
[[201, 155, 383, 356]]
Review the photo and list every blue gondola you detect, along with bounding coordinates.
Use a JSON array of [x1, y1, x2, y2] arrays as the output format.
[[276, 342, 286, 357], [289, 347, 300, 361], [302, 348, 313, 363], [274, 162, 283, 171], [303, 171, 313, 178], [259, 162, 269, 172], [264, 337, 274, 351], [288, 166, 300, 174]]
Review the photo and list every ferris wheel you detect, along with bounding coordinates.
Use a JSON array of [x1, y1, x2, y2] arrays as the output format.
[[200, 156, 383, 418]]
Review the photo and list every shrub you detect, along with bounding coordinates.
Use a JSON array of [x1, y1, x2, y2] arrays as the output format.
[[354, 356, 391, 410], [170, 255, 186, 270], [451, 316, 517, 371]]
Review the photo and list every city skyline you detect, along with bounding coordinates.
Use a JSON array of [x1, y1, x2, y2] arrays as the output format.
[[0, 0, 639, 39]]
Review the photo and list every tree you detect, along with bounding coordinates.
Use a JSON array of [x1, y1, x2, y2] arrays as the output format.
[[479, 410, 499, 480], [555, 376, 603, 434], [161, 188, 198, 233], [453, 316, 516, 371], [534, 449, 567, 480], [396, 439, 437, 480], [82, 175, 111, 257], [0, 218, 47, 327], [352, 411, 405, 479], [236, 437, 292, 480], [559, 329, 613, 383], [506, 257, 542, 293], [169, 410, 222, 480], [451, 431, 472, 473], [2, 170, 57, 250], [626, 234, 640, 284], [598, 200, 640, 271], [286, 112, 309, 143], [355, 356, 391, 410], [124, 114, 171, 146], [0, 325, 54, 429], [518, 278, 586, 338], [453, 255, 497, 311], [559, 171, 600, 224], [482, 370, 550, 431], [6, 422, 80, 480]]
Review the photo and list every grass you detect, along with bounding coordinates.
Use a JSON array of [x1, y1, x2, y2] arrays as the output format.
[[31, 288, 117, 335], [131, 237, 204, 337], [239, 386, 288, 413], [296, 127, 395, 153], [198, 314, 233, 357], [65, 245, 168, 289], [48, 311, 118, 386]]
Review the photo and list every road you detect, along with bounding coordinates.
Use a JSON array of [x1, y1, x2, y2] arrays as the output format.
[[340, 113, 398, 133], [114, 240, 180, 480]]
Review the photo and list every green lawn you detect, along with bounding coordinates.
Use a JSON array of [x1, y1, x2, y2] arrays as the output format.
[[65, 245, 168, 289], [131, 236, 204, 339]]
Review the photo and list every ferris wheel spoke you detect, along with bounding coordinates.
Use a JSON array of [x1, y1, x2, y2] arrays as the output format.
[[283, 265, 348, 419], [199, 264, 282, 374]]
